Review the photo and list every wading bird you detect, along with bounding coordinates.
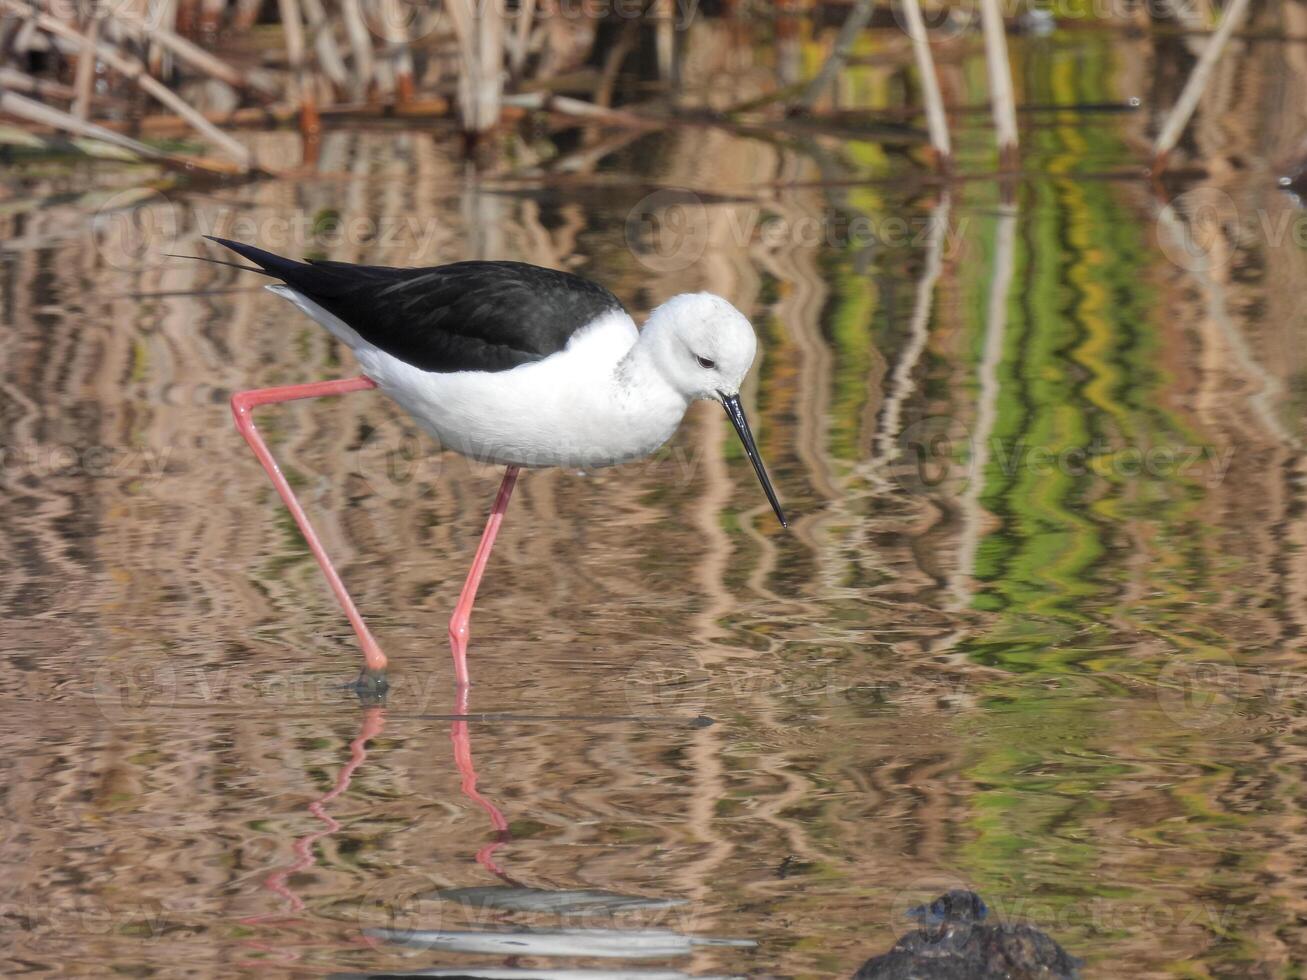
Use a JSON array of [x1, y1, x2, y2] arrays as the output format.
[[206, 237, 786, 693]]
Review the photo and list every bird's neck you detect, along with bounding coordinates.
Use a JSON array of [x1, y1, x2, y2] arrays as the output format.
[[615, 320, 686, 408]]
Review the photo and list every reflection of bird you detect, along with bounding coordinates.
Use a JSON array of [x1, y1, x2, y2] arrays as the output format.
[[855, 890, 1080, 979], [201, 238, 787, 693]]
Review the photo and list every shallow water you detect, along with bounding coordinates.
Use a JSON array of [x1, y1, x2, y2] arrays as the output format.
[[4, 19, 1307, 979]]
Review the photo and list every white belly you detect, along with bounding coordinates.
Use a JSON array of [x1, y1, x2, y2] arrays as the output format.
[[271, 287, 688, 469]]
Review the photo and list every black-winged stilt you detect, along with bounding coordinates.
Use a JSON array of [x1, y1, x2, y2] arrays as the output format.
[[205, 237, 786, 693]]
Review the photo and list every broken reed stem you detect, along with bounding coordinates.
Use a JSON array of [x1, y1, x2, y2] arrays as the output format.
[[341, 0, 375, 99], [899, 0, 951, 167], [0, 86, 155, 156], [71, 11, 99, 121], [502, 91, 661, 128], [381, 0, 417, 102], [1, 0, 252, 169], [146, 0, 176, 78], [0, 85, 243, 175], [277, 0, 320, 152], [112, 3, 276, 97], [447, 0, 504, 135], [509, 0, 538, 78], [796, 0, 875, 110], [302, 0, 350, 93], [1152, 0, 1252, 167]]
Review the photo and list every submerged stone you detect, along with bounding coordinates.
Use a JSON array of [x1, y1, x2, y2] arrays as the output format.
[[855, 890, 1079, 980]]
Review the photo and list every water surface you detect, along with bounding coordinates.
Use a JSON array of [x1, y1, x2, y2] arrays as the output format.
[[3, 20, 1307, 979]]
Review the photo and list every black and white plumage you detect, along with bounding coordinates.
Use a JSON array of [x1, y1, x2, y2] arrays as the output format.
[[207, 237, 786, 527], [209, 238, 623, 374]]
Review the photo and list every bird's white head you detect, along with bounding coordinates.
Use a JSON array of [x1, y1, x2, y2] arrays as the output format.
[[640, 292, 787, 528], [643, 293, 759, 401]]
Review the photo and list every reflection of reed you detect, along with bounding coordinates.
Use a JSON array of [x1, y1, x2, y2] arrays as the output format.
[[951, 203, 1016, 610], [873, 193, 952, 477]]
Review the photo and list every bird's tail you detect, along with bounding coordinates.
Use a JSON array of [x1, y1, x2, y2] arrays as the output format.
[[168, 237, 307, 279]]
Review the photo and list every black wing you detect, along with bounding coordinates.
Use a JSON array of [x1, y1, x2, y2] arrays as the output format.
[[206, 237, 624, 373]]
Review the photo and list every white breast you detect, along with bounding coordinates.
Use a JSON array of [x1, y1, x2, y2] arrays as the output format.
[[269, 286, 689, 469]]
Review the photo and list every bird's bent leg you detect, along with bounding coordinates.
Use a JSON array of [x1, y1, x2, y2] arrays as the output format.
[[448, 466, 520, 687], [230, 376, 388, 691]]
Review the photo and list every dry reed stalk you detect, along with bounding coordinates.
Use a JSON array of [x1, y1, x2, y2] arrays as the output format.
[[796, 0, 875, 111], [509, 0, 538, 78], [200, 0, 223, 34], [113, 4, 277, 96], [595, 19, 638, 109], [277, 0, 320, 154], [899, 0, 951, 169], [1, 0, 252, 169], [447, 0, 505, 135], [0, 66, 76, 100], [1152, 0, 1252, 170], [654, 0, 673, 81], [340, 0, 375, 99], [0, 86, 154, 155], [301, 0, 349, 94], [147, 0, 177, 78], [502, 91, 662, 128], [373, 0, 416, 103], [233, 0, 261, 28], [0, 85, 240, 173], [113, 95, 449, 137], [71, 11, 99, 121], [980, 0, 1018, 168]]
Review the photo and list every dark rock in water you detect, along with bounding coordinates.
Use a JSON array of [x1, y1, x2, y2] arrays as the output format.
[[906, 889, 989, 926], [855, 890, 1079, 980]]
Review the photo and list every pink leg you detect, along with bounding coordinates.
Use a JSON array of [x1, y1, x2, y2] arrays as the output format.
[[230, 377, 387, 684], [448, 466, 520, 687]]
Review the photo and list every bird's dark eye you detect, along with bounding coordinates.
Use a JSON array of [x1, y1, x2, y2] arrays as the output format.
[[696, 355, 716, 370]]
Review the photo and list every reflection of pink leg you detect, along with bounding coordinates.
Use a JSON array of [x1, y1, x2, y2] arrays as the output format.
[[448, 467, 519, 687], [231, 377, 387, 681], [451, 686, 515, 882]]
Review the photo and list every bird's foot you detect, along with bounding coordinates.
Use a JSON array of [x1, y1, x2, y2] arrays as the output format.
[[349, 667, 389, 705]]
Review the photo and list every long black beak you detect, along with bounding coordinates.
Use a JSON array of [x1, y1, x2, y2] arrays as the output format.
[[719, 393, 788, 528]]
